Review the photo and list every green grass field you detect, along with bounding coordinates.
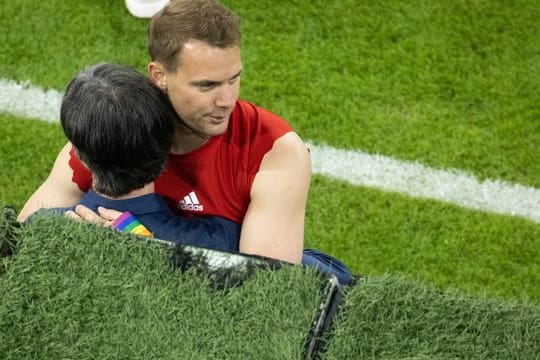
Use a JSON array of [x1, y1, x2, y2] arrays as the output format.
[[1, 0, 539, 309]]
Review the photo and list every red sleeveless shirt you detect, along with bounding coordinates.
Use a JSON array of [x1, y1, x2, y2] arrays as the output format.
[[69, 100, 293, 223]]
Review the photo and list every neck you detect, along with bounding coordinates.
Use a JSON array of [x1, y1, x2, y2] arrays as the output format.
[[169, 120, 211, 155], [96, 182, 155, 200]]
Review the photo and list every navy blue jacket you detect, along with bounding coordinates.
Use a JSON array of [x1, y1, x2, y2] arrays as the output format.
[[64, 190, 241, 252]]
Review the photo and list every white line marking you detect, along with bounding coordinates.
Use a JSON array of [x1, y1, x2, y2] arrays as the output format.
[[1, 79, 539, 223], [308, 143, 540, 223], [0, 79, 61, 122]]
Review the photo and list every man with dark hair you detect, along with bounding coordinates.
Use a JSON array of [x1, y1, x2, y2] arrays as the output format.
[[61, 62, 173, 198], [19, 0, 321, 266], [50, 62, 240, 250]]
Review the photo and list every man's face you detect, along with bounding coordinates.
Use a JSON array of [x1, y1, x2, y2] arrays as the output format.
[[158, 40, 242, 139]]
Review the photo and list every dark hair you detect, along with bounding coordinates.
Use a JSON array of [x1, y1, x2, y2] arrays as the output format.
[[60, 63, 175, 197], [148, 0, 241, 72]]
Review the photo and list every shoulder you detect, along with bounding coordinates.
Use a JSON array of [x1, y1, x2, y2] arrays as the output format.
[[231, 100, 293, 138], [271, 131, 309, 154], [257, 131, 311, 175], [227, 99, 297, 158], [225, 100, 303, 179]]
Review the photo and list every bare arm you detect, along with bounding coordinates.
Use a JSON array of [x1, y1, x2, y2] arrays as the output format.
[[17, 142, 85, 222], [239, 132, 311, 264]]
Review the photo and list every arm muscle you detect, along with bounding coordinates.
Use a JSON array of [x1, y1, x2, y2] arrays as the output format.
[[239, 132, 311, 264]]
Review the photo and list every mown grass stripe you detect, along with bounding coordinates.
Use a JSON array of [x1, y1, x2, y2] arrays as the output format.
[[2, 78, 539, 223]]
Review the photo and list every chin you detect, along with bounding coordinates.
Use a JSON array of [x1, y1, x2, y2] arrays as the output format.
[[206, 121, 229, 136]]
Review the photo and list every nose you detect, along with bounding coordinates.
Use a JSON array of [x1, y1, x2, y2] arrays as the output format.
[[215, 84, 237, 109]]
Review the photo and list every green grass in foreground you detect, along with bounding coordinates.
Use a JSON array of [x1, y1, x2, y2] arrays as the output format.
[[3, 211, 539, 359], [325, 275, 540, 360], [0, 205, 19, 275], [0, 215, 323, 359]]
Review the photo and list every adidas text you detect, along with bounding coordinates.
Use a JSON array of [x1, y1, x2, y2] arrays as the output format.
[[180, 203, 204, 211]]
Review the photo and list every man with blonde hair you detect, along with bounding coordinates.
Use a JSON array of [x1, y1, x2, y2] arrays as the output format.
[[21, 0, 312, 265]]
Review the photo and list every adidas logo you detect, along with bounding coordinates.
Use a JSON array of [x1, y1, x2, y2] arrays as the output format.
[[178, 191, 204, 212]]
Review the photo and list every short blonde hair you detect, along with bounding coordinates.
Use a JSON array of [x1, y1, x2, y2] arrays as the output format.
[[148, 0, 241, 72]]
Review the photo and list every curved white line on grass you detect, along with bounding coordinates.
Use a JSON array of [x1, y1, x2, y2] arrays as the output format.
[[309, 143, 540, 223], [0, 79, 61, 122], [1, 79, 539, 223]]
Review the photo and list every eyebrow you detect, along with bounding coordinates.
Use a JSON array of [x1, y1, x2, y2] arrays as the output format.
[[190, 69, 243, 87]]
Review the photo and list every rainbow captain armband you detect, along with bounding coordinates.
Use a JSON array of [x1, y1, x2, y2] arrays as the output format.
[[111, 211, 152, 237]]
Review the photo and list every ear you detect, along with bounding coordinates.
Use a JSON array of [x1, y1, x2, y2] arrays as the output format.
[[148, 61, 168, 92]]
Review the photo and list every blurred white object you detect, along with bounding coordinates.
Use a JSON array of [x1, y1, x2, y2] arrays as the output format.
[[125, 0, 170, 18]]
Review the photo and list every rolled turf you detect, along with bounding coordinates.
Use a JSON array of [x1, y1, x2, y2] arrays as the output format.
[[3, 208, 539, 359], [323, 275, 540, 359], [0, 214, 326, 359]]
